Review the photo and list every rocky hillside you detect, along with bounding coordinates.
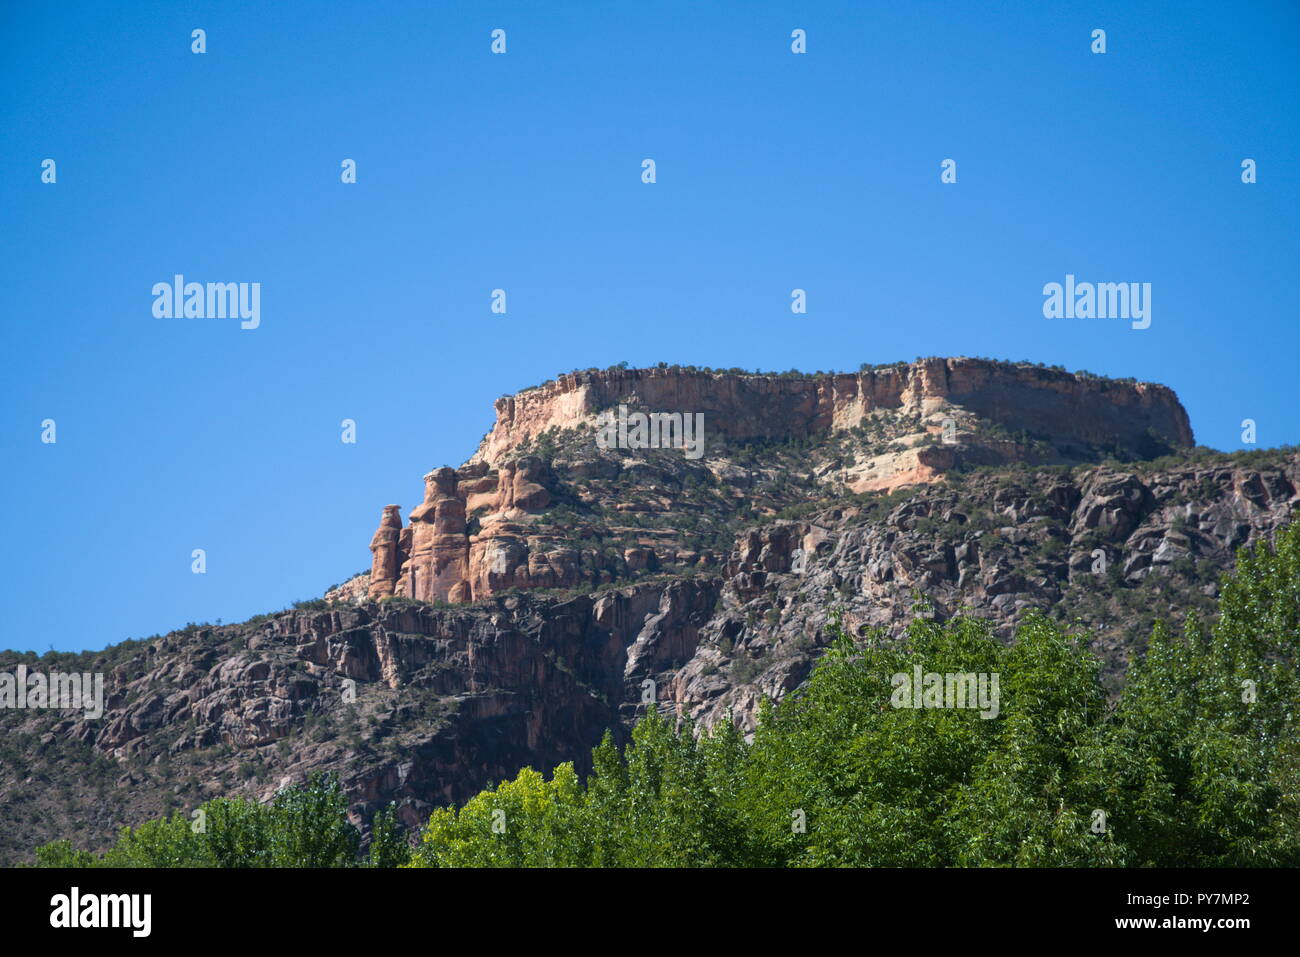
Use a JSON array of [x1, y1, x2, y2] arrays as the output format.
[[2, 359, 1294, 865]]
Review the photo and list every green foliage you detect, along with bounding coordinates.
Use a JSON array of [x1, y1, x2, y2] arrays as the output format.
[[410, 764, 589, 867], [33, 840, 98, 868], [266, 771, 360, 866], [31, 772, 399, 868], [367, 803, 412, 868], [1089, 521, 1300, 865]]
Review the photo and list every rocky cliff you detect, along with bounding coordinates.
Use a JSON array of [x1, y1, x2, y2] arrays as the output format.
[[353, 358, 1194, 607], [8, 359, 1292, 866], [473, 358, 1192, 465]]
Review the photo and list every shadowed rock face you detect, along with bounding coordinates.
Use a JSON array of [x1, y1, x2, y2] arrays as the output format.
[[359, 358, 1194, 605]]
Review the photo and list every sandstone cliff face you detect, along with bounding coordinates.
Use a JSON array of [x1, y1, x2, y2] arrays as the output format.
[[472, 358, 1193, 465], [366, 506, 402, 600], [353, 359, 1193, 607]]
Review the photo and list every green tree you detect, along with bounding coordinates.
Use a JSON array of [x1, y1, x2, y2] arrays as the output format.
[[410, 764, 590, 867], [1093, 523, 1300, 865], [367, 802, 412, 868], [267, 772, 360, 867]]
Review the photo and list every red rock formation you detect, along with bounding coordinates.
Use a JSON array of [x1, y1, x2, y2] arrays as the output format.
[[367, 505, 403, 599], [358, 456, 562, 604], [397, 469, 471, 603], [354, 358, 1195, 607]]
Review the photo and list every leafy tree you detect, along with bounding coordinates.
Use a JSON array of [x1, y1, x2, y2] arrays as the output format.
[[33, 839, 99, 868], [410, 764, 589, 867], [367, 803, 412, 868], [34, 772, 366, 868], [1091, 523, 1300, 865], [268, 772, 359, 867]]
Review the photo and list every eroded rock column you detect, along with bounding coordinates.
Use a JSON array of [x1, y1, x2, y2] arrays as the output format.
[[404, 468, 472, 602], [367, 505, 404, 599]]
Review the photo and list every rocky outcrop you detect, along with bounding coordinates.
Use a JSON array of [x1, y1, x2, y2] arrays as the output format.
[[675, 457, 1299, 731], [404, 468, 472, 604], [364, 457, 567, 604], [367, 506, 403, 599]]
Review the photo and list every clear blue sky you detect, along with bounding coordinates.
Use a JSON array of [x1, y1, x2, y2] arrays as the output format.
[[2, 0, 1297, 652]]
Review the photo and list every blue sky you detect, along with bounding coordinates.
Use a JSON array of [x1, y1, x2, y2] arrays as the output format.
[[2, 0, 1297, 652]]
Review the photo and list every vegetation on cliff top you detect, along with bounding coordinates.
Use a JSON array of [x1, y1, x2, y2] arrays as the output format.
[[510, 357, 1161, 396]]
